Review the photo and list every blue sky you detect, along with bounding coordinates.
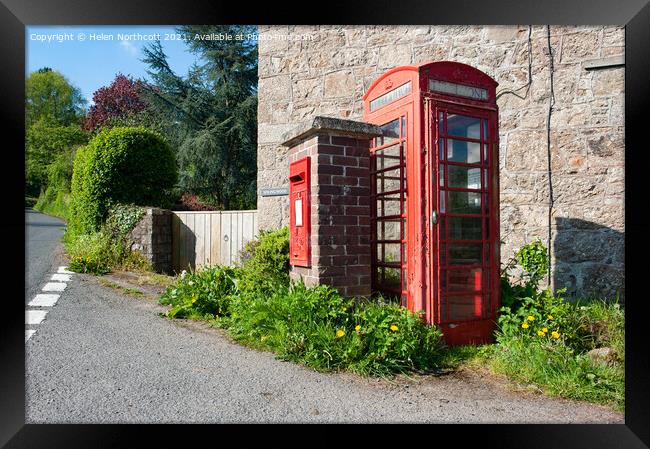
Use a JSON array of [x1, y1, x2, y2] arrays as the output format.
[[26, 25, 205, 105]]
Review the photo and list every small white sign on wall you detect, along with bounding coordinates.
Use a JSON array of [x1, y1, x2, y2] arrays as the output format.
[[295, 198, 303, 226]]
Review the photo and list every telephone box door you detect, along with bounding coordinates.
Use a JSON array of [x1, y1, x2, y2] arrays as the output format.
[[429, 102, 499, 344]]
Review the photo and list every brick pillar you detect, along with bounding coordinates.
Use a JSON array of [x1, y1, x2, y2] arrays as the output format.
[[282, 117, 381, 298]]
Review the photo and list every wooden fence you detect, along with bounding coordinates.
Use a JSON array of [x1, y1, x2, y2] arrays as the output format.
[[171, 210, 258, 271]]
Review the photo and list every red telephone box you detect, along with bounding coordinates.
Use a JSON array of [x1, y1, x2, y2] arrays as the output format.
[[289, 157, 311, 267], [363, 61, 500, 345]]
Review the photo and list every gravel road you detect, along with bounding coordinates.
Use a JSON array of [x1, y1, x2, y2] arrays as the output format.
[[25, 254, 624, 424]]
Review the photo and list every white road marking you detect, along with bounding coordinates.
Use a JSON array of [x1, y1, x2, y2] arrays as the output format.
[[57, 266, 74, 274], [26, 310, 48, 325], [26, 329, 36, 342], [28, 293, 60, 307], [50, 273, 72, 282], [42, 282, 66, 292]]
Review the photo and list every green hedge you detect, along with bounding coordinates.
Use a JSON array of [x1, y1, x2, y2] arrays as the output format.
[[69, 126, 177, 234]]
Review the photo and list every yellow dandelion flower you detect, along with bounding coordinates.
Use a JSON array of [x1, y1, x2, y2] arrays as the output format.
[[336, 329, 345, 338], [355, 324, 361, 332], [537, 330, 545, 337], [521, 322, 529, 329], [548, 315, 554, 320], [527, 315, 535, 321], [390, 325, 398, 332], [551, 331, 560, 339], [542, 327, 548, 333]]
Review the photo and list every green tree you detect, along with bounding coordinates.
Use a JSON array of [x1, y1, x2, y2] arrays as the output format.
[[26, 68, 86, 127], [25, 68, 87, 197], [140, 25, 258, 210], [25, 119, 88, 197]]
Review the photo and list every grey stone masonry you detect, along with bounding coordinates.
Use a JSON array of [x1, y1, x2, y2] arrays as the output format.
[[127, 208, 173, 274], [283, 117, 381, 298]]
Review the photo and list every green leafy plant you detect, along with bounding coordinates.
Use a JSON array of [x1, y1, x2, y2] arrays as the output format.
[[159, 266, 242, 319], [237, 227, 290, 295]]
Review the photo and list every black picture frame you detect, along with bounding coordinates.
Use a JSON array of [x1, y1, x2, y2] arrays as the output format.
[[2, 0, 649, 446]]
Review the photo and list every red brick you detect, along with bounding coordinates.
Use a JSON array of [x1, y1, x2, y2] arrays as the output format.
[[345, 167, 369, 177], [316, 195, 332, 205], [317, 174, 332, 185], [318, 225, 346, 236], [346, 244, 371, 255], [347, 187, 371, 196], [332, 255, 359, 265], [345, 147, 370, 157], [337, 196, 359, 206], [319, 245, 345, 256], [332, 176, 360, 186], [317, 265, 347, 277], [317, 144, 345, 156], [332, 215, 358, 226], [346, 206, 370, 216], [317, 185, 342, 195], [332, 155, 359, 166], [318, 165, 344, 176], [317, 235, 346, 246], [317, 154, 331, 165], [358, 275, 372, 285], [346, 265, 371, 276], [358, 216, 370, 226], [331, 136, 359, 147]]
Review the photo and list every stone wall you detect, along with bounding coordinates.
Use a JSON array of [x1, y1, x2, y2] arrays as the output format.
[[127, 208, 173, 274], [257, 25, 625, 299]]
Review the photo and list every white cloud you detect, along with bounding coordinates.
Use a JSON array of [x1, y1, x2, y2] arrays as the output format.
[[119, 39, 138, 56]]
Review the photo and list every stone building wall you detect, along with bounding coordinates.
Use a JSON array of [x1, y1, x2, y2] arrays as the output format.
[[257, 25, 625, 299], [127, 208, 173, 274]]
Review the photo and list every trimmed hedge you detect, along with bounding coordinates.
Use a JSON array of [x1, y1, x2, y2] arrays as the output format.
[[69, 127, 177, 233]]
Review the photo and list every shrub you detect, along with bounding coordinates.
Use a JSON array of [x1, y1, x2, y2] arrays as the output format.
[[64, 203, 151, 275], [238, 227, 290, 294], [68, 126, 177, 234]]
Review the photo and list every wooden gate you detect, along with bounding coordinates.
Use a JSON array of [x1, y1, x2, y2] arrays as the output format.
[[171, 210, 258, 271]]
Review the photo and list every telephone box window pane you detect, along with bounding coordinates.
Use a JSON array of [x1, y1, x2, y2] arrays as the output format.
[[483, 120, 488, 140], [376, 220, 401, 241], [401, 116, 406, 138], [439, 138, 444, 161], [447, 139, 481, 164], [447, 217, 482, 240], [377, 119, 400, 146], [377, 243, 401, 264], [376, 167, 401, 192], [440, 218, 446, 240], [402, 269, 407, 290], [448, 244, 482, 265], [375, 144, 401, 170], [483, 144, 489, 162], [447, 268, 482, 291], [448, 191, 481, 214], [376, 195, 401, 217], [447, 114, 481, 139], [380, 267, 401, 290], [448, 165, 481, 189], [448, 294, 482, 320], [440, 190, 446, 213]]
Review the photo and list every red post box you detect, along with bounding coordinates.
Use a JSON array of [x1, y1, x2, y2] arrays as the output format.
[[289, 157, 311, 267]]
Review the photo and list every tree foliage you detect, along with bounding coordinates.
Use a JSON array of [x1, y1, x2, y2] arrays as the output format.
[[26, 68, 86, 127], [139, 25, 258, 210], [25, 68, 88, 196], [83, 74, 147, 131]]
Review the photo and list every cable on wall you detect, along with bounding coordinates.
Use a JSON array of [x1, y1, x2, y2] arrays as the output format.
[[546, 25, 556, 286], [495, 25, 533, 101]]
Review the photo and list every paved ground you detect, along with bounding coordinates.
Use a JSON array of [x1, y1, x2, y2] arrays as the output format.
[[24, 210, 624, 424], [25, 209, 66, 302]]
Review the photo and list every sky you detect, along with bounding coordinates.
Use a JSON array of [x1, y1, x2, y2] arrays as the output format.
[[26, 25, 205, 105]]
